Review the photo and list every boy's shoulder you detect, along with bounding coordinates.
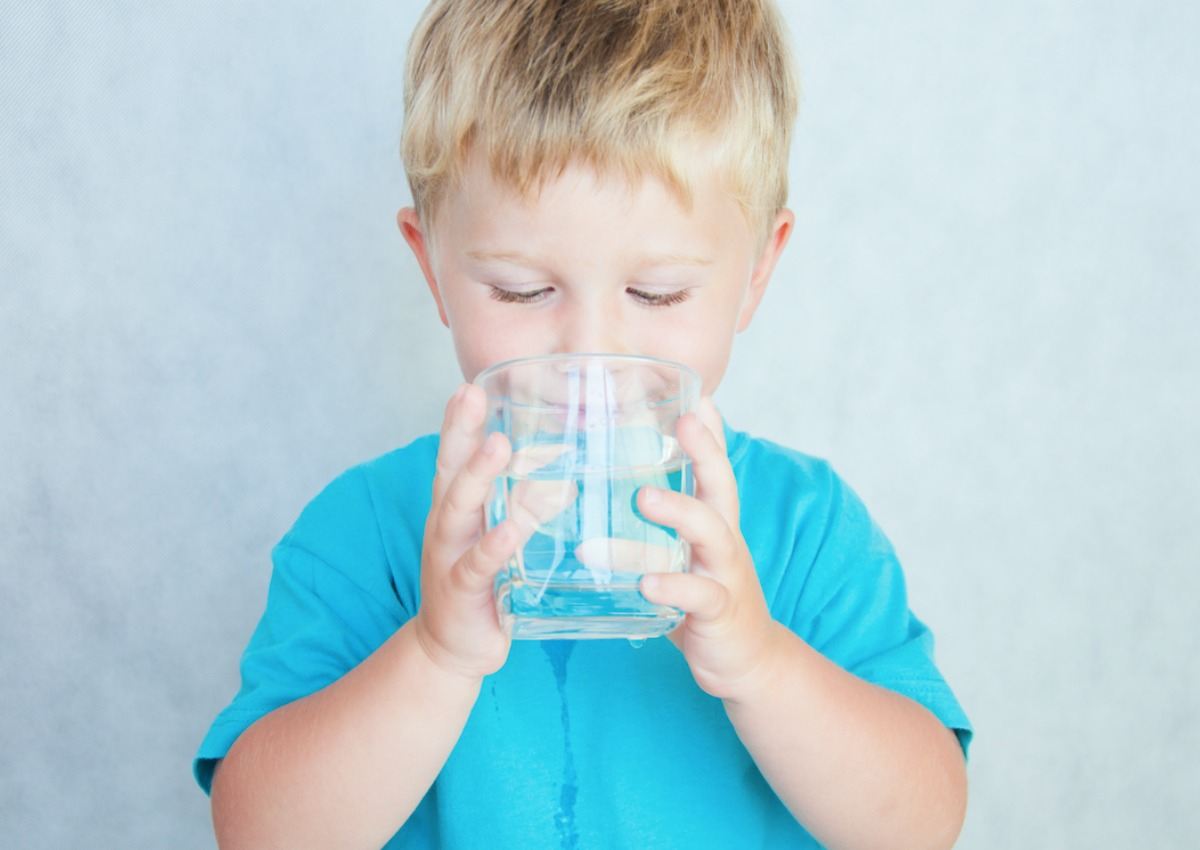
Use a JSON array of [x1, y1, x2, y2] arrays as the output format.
[[725, 424, 834, 476], [724, 424, 844, 504], [295, 433, 438, 512], [358, 432, 441, 482], [278, 434, 440, 560], [724, 424, 888, 572]]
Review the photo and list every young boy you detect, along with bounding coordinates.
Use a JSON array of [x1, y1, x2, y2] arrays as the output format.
[[196, 1, 972, 848]]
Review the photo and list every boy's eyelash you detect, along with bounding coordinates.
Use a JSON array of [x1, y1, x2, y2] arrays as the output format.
[[487, 286, 691, 307], [489, 287, 551, 304], [629, 288, 691, 307]]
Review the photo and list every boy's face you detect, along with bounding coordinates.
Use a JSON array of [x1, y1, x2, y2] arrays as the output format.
[[399, 155, 792, 396]]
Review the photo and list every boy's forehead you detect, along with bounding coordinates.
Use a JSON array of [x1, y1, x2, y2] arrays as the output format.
[[427, 145, 733, 228], [418, 151, 765, 267]]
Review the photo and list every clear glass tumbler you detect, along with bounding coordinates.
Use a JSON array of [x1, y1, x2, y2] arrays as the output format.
[[476, 354, 699, 640]]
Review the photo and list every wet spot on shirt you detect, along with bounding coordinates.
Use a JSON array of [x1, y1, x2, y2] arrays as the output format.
[[543, 640, 579, 850]]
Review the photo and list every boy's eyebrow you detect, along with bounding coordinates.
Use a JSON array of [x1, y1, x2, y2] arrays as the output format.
[[464, 249, 716, 267], [464, 249, 542, 266], [634, 252, 716, 268]]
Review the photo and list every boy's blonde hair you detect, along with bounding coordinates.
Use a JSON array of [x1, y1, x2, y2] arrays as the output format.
[[401, 0, 798, 243]]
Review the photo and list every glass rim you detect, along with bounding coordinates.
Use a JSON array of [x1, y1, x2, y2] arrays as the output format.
[[474, 352, 701, 388]]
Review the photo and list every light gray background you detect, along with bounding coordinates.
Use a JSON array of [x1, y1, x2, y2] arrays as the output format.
[[2, 2, 1197, 847]]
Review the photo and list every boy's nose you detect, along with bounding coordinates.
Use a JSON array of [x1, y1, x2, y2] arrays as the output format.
[[554, 305, 629, 356]]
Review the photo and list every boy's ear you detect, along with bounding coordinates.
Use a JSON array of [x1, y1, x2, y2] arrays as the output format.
[[736, 209, 794, 333], [397, 207, 450, 328]]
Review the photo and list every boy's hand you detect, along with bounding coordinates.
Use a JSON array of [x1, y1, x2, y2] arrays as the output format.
[[636, 399, 780, 702], [412, 383, 519, 681]]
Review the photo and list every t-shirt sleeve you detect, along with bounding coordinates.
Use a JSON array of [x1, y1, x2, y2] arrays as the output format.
[[737, 440, 973, 755], [193, 459, 423, 793], [801, 470, 972, 753]]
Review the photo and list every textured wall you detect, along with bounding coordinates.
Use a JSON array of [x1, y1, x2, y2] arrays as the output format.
[[2, 2, 1197, 847]]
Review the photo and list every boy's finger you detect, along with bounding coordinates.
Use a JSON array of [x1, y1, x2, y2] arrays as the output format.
[[575, 537, 679, 574], [433, 384, 488, 505], [640, 572, 728, 623], [677, 412, 739, 526], [431, 431, 511, 554], [697, 397, 727, 451], [638, 486, 740, 582], [452, 518, 519, 595]]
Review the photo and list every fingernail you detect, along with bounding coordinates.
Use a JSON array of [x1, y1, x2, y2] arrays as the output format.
[[641, 486, 663, 505], [642, 574, 660, 592]]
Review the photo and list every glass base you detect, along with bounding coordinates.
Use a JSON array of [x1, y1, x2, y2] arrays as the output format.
[[496, 579, 682, 640]]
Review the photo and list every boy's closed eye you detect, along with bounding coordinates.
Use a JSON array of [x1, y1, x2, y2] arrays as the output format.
[[486, 285, 693, 307], [488, 285, 554, 304], [627, 287, 692, 307]]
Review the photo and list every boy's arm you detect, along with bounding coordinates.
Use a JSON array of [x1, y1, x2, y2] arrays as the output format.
[[719, 626, 967, 850], [638, 402, 967, 850], [211, 385, 520, 849], [212, 619, 485, 849]]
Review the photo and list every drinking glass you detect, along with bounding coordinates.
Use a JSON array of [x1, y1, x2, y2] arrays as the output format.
[[476, 354, 699, 640]]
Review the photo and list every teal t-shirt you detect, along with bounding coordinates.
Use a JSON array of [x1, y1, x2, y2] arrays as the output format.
[[195, 427, 971, 848]]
